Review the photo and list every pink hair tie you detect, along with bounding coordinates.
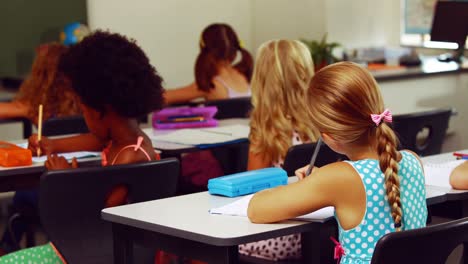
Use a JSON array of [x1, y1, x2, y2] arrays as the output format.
[[330, 236, 345, 264], [371, 108, 392, 126]]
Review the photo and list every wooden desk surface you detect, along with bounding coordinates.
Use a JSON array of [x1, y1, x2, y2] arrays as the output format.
[[421, 150, 468, 199], [102, 177, 446, 247], [373, 56, 468, 82], [145, 118, 249, 153], [102, 189, 328, 247]]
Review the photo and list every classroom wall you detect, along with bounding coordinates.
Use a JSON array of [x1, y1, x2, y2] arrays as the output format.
[[0, 0, 87, 78], [380, 73, 468, 153], [325, 0, 401, 48], [251, 0, 326, 52], [87, 0, 332, 88], [86, 0, 252, 89]]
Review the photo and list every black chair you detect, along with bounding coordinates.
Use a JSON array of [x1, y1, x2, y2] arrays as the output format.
[[283, 142, 347, 176], [38, 158, 180, 263], [42, 115, 89, 136], [202, 97, 252, 180], [205, 97, 252, 119], [5, 115, 90, 249], [371, 217, 468, 264], [392, 108, 452, 157]]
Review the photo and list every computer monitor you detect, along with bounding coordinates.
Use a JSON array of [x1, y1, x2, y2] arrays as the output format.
[[430, 1, 468, 62]]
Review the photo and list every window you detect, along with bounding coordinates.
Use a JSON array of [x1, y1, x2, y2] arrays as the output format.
[[401, 0, 468, 49]]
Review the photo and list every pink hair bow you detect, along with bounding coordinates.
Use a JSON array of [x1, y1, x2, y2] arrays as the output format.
[[371, 108, 392, 126], [330, 236, 345, 263]]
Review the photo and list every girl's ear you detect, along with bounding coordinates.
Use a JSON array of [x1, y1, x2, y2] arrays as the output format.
[[321, 133, 344, 154]]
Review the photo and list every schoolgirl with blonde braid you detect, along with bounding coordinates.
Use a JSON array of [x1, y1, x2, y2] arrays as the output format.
[[247, 62, 428, 264]]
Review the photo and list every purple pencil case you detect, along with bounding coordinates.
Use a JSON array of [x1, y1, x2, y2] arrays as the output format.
[[152, 106, 219, 129]]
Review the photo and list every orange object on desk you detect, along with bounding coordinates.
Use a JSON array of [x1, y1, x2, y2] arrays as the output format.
[[0, 141, 32, 167], [367, 63, 406, 71]]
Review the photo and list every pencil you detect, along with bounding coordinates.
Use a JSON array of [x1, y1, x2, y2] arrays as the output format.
[[37, 104, 43, 157], [305, 137, 322, 176]]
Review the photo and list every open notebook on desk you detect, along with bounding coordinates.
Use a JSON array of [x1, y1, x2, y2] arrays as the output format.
[[16, 143, 100, 163], [209, 194, 334, 221], [150, 124, 250, 148], [424, 160, 465, 188]]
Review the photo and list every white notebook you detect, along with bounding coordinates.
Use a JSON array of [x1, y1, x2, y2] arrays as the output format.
[[423, 160, 466, 188], [154, 124, 250, 146], [209, 194, 334, 221], [16, 143, 99, 163]]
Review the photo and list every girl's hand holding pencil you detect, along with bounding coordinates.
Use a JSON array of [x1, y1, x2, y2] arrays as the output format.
[[28, 134, 53, 156], [296, 137, 323, 180], [295, 165, 319, 180], [37, 104, 43, 157]]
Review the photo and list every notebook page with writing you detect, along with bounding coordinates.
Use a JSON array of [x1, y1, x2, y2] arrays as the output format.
[[209, 194, 334, 221], [154, 125, 249, 146], [424, 160, 466, 188], [16, 143, 99, 163], [155, 129, 234, 145], [31, 152, 100, 163], [201, 124, 250, 138]]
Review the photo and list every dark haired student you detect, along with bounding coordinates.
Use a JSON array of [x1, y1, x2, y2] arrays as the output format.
[[0, 30, 165, 263], [164, 23, 253, 104]]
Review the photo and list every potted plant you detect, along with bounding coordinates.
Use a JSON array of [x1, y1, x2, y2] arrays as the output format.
[[300, 33, 340, 71]]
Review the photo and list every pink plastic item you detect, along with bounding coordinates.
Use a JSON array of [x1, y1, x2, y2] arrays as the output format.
[[152, 106, 219, 129]]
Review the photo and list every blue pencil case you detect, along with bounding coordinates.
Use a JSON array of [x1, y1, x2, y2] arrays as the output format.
[[208, 168, 287, 197]]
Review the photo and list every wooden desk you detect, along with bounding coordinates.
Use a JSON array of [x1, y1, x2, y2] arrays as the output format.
[[103, 190, 334, 264], [372, 56, 468, 82], [102, 177, 446, 264], [422, 150, 468, 219], [0, 157, 100, 193], [144, 118, 249, 155], [146, 118, 250, 174]]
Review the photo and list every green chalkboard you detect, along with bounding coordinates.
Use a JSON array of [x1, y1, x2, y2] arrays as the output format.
[[0, 0, 87, 78]]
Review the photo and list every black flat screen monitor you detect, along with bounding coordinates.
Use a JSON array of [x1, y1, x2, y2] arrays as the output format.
[[430, 1, 468, 62]]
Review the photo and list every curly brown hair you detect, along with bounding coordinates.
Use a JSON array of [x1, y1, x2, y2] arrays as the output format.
[[58, 31, 165, 118], [15, 43, 80, 125]]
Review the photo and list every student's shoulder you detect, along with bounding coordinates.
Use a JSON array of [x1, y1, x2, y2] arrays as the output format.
[[313, 161, 360, 183], [400, 149, 423, 167]]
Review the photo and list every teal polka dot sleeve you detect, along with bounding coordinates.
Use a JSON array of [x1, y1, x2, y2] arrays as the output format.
[[337, 151, 427, 264]]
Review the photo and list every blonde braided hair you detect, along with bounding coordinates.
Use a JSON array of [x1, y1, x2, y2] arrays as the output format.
[[307, 61, 403, 231], [376, 124, 402, 230]]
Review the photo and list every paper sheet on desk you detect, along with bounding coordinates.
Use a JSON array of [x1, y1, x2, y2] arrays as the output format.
[[31, 152, 100, 163], [155, 124, 249, 146], [209, 194, 334, 221], [16, 143, 99, 163], [424, 160, 466, 188]]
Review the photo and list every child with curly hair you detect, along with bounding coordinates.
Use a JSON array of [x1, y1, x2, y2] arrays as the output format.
[[0, 43, 80, 124], [239, 39, 318, 261], [0, 30, 165, 263]]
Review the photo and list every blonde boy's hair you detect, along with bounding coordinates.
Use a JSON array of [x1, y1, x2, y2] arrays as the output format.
[[249, 40, 318, 165], [308, 62, 403, 230]]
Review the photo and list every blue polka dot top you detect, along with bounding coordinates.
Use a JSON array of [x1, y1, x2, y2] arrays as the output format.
[[337, 151, 427, 264]]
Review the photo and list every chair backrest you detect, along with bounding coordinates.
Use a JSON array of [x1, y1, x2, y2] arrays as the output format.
[[204, 97, 252, 119], [38, 158, 180, 264], [371, 217, 468, 264], [42, 115, 89, 136], [282, 142, 346, 176], [392, 108, 452, 156]]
